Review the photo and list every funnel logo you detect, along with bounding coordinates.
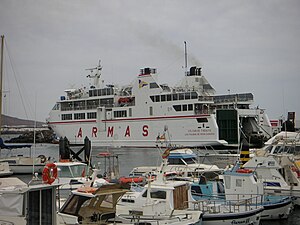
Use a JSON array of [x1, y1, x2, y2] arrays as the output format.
[[139, 79, 148, 88]]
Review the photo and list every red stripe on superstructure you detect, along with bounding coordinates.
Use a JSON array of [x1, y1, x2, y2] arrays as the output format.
[[48, 114, 209, 125]]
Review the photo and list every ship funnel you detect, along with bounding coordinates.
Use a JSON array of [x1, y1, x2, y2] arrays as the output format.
[[140, 68, 157, 75], [188, 66, 202, 76]]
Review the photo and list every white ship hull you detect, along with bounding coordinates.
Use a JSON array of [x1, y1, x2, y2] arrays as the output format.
[[49, 114, 226, 147]]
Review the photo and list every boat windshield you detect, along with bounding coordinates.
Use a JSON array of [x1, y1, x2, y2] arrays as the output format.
[[58, 165, 86, 178], [60, 194, 91, 216], [268, 144, 300, 155], [184, 157, 198, 164]]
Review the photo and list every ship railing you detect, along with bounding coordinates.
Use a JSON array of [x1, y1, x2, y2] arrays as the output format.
[[198, 96, 214, 102], [213, 93, 254, 104], [194, 108, 214, 115]]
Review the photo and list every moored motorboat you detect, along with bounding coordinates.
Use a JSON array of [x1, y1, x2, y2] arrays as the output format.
[[0, 177, 60, 225], [221, 163, 293, 220], [119, 149, 263, 225], [243, 155, 300, 206]]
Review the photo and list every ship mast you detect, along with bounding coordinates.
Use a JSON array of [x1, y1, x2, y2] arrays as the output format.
[[0, 35, 4, 135], [184, 41, 188, 76]]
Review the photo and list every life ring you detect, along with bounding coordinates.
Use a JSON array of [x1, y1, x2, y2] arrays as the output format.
[[42, 163, 58, 184]]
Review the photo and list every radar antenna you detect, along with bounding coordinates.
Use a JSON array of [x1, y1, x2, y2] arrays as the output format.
[[86, 60, 102, 88]]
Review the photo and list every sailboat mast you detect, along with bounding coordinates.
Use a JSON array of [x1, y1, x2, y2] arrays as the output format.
[[0, 35, 4, 135]]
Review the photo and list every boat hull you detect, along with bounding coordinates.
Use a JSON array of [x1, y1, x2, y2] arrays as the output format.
[[202, 207, 263, 225]]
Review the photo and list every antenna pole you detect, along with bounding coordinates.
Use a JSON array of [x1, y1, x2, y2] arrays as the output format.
[[0, 35, 4, 135], [184, 41, 188, 75]]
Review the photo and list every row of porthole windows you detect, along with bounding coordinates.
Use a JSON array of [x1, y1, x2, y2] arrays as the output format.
[[61, 112, 97, 120]]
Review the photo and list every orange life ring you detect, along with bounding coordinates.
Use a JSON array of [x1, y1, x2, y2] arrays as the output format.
[[42, 163, 58, 184]]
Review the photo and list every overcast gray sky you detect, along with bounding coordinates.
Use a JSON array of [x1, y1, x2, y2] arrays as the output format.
[[0, 0, 299, 122]]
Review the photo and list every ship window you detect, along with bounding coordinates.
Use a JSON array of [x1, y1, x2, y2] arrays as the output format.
[[150, 82, 159, 89], [184, 92, 191, 100], [155, 95, 160, 102], [62, 114, 72, 120], [236, 179, 242, 187], [179, 93, 184, 100], [61, 102, 73, 111], [128, 108, 132, 117], [161, 95, 166, 102], [196, 118, 208, 123], [74, 101, 86, 110], [191, 92, 198, 99], [149, 107, 153, 116], [100, 98, 113, 106], [52, 103, 59, 110], [182, 105, 187, 111], [173, 105, 181, 111], [87, 99, 100, 109], [172, 94, 178, 101], [28, 189, 54, 225], [191, 185, 202, 195], [150, 96, 155, 102], [188, 104, 193, 111], [87, 112, 97, 119], [60, 194, 91, 216], [166, 94, 172, 101], [114, 110, 127, 118], [74, 113, 85, 120], [224, 176, 231, 189], [142, 190, 166, 199]]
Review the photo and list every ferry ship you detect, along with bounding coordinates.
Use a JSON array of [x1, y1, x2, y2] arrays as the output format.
[[47, 62, 272, 148]]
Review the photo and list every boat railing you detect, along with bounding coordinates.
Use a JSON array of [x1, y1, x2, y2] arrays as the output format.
[[187, 194, 263, 213]]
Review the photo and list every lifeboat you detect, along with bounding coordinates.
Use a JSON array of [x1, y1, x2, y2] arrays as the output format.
[[118, 97, 132, 104]]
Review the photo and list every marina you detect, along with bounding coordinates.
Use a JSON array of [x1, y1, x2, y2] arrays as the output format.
[[0, 136, 299, 224]]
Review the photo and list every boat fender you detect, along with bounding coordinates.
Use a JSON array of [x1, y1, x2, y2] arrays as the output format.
[[42, 163, 58, 184], [119, 176, 144, 184]]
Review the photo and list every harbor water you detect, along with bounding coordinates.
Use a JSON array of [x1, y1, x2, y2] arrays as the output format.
[[1, 142, 300, 225]]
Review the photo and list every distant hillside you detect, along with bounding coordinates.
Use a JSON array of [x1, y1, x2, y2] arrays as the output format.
[[1, 114, 46, 128]]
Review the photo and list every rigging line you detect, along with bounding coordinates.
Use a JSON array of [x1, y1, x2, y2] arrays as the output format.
[[4, 38, 33, 120]]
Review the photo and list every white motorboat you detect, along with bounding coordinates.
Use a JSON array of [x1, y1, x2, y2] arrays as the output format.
[[120, 149, 263, 225], [243, 155, 300, 206], [0, 154, 50, 174], [0, 177, 60, 225], [221, 162, 293, 220], [54, 160, 108, 190], [129, 147, 222, 180]]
